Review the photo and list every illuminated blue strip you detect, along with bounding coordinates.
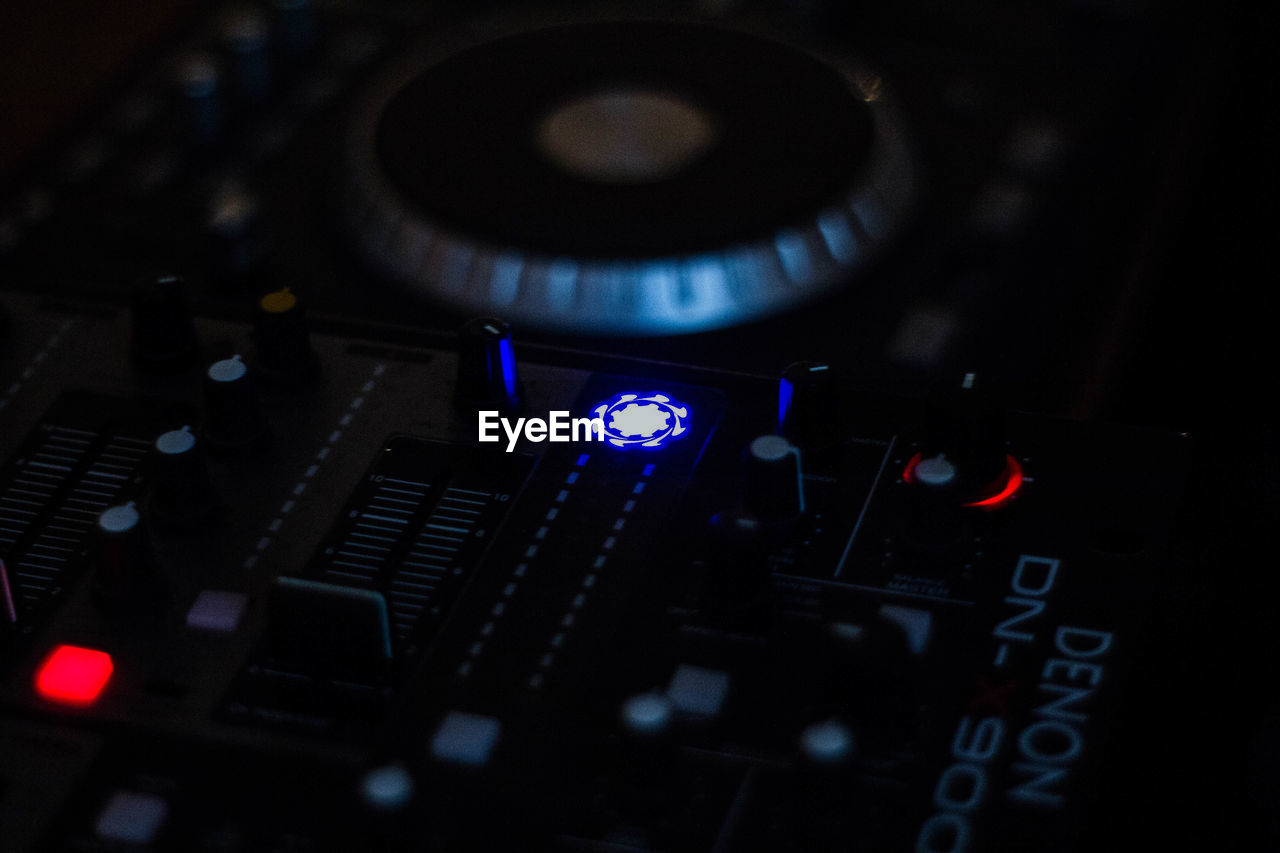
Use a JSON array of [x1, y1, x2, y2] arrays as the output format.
[[777, 377, 794, 435], [498, 338, 517, 399]]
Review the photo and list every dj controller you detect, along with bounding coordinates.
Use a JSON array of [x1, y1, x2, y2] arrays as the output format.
[[0, 1, 1271, 850]]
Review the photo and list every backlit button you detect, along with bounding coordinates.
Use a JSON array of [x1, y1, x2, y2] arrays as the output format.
[[800, 719, 856, 765], [667, 664, 730, 718], [34, 645, 114, 706], [430, 711, 501, 767], [361, 764, 415, 811], [186, 590, 248, 633], [95, 790, 168, 844], [878, 604, 933, 655]]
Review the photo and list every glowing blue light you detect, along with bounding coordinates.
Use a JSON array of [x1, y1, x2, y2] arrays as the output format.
[[777, 376, 794, 434], [498, 338, 517, 398], [591, 392, 690, 450]]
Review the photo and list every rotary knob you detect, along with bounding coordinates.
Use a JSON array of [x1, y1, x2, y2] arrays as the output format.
[[220, 8, 272, 104], [703, 509, 775, 630], [173, 52, 222, 148], [777, 361, 838, 448], [456, 317, 521, 410], [272, 0, 318, 61], [203, 355, 267, 451], [150, 426, 218, 528], [906, 373, 1023, 511], [130, 274, 200, 372], [744, 435, 806, 520], [252, 287, 317, 384], [91, 502, 159, 609]]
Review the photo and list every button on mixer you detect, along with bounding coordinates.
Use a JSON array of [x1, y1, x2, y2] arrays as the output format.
[[33, 644, 114, 707], [94, 790, 168, 844], [186, 590, 248, 633], [666, 664, 730, 719], [430, 711, 501, 767]]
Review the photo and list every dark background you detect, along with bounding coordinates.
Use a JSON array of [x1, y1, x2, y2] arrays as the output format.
[[1, 0, 1276, 847]]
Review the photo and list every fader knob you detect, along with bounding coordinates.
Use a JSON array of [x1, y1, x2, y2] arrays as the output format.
[[777, 361, 837, 447], [91, 502, 157, 608], [150, 426, 218, 527], [174, 52, 222, 147], [743, 435, 806, 520], [220, 8, 272, 104], [202, 355, 267, 451], [206, 185, 266, 286], [252, 287, 317, 384], [130, 274, 199, 372], [456, 317, 521, 410]]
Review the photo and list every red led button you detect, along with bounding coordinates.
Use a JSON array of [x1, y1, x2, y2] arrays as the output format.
[[34, 645, 114, 707]]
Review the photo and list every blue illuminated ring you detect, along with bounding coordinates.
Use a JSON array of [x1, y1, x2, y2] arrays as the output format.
[[592, 392, 690, 449]]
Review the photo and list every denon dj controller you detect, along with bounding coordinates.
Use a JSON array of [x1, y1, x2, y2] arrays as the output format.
[[0, 0, 1261, 850], [0, 287, 1187, 851]]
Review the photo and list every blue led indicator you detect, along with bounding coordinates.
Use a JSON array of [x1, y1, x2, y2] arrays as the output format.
[[498, 337, 518, 397], [777, 377, 794, 434], [591, 392, 690, 450], [566, 472, 579, 484], [642, 464, 656, 477], [575, 454, 590, 467]]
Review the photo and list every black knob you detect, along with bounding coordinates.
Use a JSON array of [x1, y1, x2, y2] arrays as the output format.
[[252, 287, 317, 384], [777, 361, 837, 447], [206, 185, 267, 287], [91, 502, 157, 609], [150, 425, 218, 528], [272, 0, 317, 61], [220, 8, 272, 104], [457, 317, 521, 410], [920, 373, 1010, 502], [130, 274, 200, 372], [703, 509, 777, 631], [202, 354, 267, 451], [743, 435, 806, 520], [173, 52, 222, 147]]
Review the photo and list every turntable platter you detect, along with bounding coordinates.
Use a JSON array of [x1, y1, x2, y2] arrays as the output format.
[[345, 19, 913, 335]]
